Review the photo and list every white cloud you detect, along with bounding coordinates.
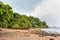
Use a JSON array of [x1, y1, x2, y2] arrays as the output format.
[[30, 0, 60, 27]]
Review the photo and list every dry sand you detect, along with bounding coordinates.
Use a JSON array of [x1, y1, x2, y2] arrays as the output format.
[[0, 28, 60, 40]]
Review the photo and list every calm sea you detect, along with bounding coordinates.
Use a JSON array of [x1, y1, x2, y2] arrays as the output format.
[[41, 27, 60, 34]]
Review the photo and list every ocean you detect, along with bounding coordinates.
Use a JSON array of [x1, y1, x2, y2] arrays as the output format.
[[41, 27, 60, 35]]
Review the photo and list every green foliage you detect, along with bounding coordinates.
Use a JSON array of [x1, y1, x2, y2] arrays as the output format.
[[8, 22, 20, 28], [0, 1, 48, 29]]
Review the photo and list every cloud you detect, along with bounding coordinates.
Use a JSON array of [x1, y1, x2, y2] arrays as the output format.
[[30, 0, 60, 27]]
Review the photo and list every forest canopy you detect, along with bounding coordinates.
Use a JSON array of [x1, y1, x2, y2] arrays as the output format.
[[0, 1, 48, 28]]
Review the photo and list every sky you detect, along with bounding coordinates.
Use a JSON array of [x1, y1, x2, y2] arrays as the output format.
[[0, 0, 60, 27]]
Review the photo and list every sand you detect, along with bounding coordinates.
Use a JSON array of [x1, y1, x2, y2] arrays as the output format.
[[0, 28, 60, 40]]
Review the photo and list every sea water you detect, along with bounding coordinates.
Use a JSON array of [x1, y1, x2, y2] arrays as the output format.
[[41, 27, 60, 35]]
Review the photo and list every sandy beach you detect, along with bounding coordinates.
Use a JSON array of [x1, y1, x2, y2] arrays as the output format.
[[0, 28, 60, 40]]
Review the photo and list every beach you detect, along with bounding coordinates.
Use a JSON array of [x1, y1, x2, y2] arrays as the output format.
[[0, 28, 60, 40]]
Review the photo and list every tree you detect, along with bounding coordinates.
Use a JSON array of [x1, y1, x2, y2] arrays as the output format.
[[0, 1, 48, 28]]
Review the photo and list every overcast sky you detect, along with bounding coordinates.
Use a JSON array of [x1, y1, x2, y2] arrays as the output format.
[[0, 0, 60, 27]]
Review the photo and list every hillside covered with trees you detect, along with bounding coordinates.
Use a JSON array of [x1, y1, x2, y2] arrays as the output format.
[[0, 1, 48, 29]]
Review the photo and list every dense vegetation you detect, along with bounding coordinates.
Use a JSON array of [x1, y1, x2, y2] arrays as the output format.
[[0, 1, 48, 28]]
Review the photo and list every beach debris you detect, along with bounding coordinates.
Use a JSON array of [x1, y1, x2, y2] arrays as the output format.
[[49, 38, 54, 40]]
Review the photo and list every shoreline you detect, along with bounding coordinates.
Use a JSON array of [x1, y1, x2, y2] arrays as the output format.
[[41, 28, 60, 35], [0, 28, 60, 35], [0, 28, 60, 40]]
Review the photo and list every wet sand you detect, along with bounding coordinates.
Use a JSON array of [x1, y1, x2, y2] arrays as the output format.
[[0, 28, 60, 40]]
